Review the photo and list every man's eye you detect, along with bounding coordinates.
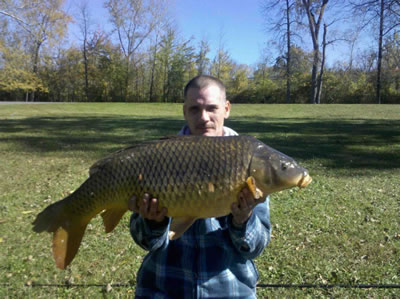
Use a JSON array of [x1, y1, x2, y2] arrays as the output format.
[[189, 107, 199, 113]]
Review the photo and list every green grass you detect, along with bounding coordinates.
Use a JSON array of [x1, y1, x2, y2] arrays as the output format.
[[1, 103, 399, 298]]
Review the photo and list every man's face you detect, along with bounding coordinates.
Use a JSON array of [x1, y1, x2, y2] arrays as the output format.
[[183, 85, 231, 136]]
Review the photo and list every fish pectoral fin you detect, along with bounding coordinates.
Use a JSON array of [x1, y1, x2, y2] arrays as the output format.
[[53, 222, 88, 270], [169, 217, 196, 240], [246, 176, 263, 199], [101, 207, 127, 233]]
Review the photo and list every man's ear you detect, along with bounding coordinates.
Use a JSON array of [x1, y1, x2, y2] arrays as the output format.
[[224, 100, 231, 119]]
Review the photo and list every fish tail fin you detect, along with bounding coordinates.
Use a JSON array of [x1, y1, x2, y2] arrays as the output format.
[[52, 221, 89, 269], [100, 207, 127, 233], [32, 196, 90, 269], [32, 200, 65, 233]]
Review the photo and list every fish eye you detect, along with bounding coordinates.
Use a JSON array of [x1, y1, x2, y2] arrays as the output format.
[[281, 163, 288, 171]]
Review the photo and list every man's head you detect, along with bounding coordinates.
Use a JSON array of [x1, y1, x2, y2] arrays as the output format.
[[183, 75, 231, 136]]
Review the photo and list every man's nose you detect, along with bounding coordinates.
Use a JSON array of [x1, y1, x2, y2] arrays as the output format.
[[200, 109, 210, 121]]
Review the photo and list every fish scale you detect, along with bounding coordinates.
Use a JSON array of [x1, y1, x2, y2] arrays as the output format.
[[32, 135, 312, 269]]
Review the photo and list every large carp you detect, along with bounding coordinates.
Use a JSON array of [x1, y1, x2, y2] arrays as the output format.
[[32, 135, 312, 269]]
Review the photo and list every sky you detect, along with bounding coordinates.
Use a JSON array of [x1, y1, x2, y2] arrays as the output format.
[[65, 0, 375, 68], [170, 0, 376, 67], [172, 0, 267, 66], [66, 0, 270, 66]]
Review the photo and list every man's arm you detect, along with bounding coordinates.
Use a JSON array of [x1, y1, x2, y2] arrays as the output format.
[[228, 188, 271, 259]]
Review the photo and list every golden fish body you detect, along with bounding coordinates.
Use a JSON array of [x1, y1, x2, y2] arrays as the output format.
[[91, 135, 254, 219], [33, 135, 312, 269]]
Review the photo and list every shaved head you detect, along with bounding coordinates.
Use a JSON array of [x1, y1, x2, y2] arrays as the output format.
[[184, 75, 226, 102]]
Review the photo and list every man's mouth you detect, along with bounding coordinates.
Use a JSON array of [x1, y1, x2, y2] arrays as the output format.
[[196, 126, 214, 131]]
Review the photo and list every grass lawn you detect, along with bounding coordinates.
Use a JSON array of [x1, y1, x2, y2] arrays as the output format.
[[0, 103, 399, 298]]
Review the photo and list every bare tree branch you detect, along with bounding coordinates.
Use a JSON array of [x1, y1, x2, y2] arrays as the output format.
[[0, 9, 33, 34]]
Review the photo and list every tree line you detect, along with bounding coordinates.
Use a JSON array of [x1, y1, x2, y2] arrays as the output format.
[[0, 0, 399, 104]]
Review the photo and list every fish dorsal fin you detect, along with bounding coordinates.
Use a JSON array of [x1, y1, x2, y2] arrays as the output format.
[[169, 217, 196, 240], [89, 136, 188, 176], [88, 147, 138, 176], [89, 157, 111, 176], [101, 207, 128, 233]]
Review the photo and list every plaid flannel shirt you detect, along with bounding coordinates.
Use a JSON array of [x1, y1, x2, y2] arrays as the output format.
[[130, 126, 271, 298]]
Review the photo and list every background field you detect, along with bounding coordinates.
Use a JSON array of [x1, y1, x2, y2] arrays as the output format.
[[1, 103, 399, 298]]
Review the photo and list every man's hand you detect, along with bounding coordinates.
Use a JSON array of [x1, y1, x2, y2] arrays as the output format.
[[128, 193, 168, 223], [231, 187, 265, 227]]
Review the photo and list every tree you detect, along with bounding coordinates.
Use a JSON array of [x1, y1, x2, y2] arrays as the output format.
[[210, 32, 234, 89], [210, 48, 233, 83], [158, 27, 195, 102], [196, 38, 210, 75], [105, 0, 167, 101], [44, 47, 84, 102], [382, 32, 400, 102], [76, 0, 91, 101], [350, 0, 400, 103], [300, 0, 329, 104], [0, 0, 71, 101], [168, 40, 195, 102], [231, 64, 250, 96], [344, 26, 363, 71], [0, 40, 47, 100], [158, 27, 175, 102], [316, 23, 327, 103], [148, 31, 161, 102], [262, 0, 297, 103], [250, 63, 280, 103], [272, 46, 313, 103]]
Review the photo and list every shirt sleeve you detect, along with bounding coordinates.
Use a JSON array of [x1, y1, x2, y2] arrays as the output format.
[[129, 213, 170, 251], [227, 196, 271, 259]]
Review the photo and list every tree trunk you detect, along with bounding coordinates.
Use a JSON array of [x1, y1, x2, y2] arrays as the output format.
[[286, 0, 292, 104], [149, 35, 159, 102], [30, 40, 42, 102], [316, 23, 327, 104], [149, 56, 156, 101], [79, 3, 90, 102], [124, 58, 130, 101], [376, 0, 384, 104], [310, 54, 319, 104], [302, 0, 329, 104], [83, 40, 89, 102]]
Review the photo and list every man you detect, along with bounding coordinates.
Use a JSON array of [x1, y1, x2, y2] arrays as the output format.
[[129, 75, 271, 298]]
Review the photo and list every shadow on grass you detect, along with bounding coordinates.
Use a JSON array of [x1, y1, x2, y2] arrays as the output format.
[[0, 116, 185, 155], [227, 117, 400, 171], [1, 116, 399, 171]]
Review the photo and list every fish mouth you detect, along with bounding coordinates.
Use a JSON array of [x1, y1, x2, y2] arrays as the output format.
[[298, 173, 312, 188]]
